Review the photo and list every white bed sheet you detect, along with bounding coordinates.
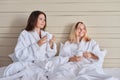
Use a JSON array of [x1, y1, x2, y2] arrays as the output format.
[[0, 67, 120, 79], [104, 68, 120, 79]]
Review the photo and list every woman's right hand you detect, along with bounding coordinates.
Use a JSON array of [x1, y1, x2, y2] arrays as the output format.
[[37, 36, 47, 46]]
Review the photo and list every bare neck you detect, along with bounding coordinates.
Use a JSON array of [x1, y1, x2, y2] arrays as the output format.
[[35, 27, 41, 34]]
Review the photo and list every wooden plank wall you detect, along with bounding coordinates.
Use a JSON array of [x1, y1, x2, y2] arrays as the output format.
[[0, 0, 120, 67]]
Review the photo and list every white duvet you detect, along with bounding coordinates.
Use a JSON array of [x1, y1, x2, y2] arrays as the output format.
[[47, 40, 119, 80]]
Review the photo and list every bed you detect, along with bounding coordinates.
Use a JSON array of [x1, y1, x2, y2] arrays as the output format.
[[103, 68, 120, 79], [0, 67, 6, 78], [0, 66, 120, 79]]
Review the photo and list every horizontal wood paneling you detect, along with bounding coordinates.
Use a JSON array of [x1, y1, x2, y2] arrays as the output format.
[[0, 56, 119, 68], [0, 33, 120, 39], [0, 37, 120, 48], [0, 0, 120, 67], [0, 0, 120, 3], [0, 27, 120, 34], [1, 14, 120, 26], [0, 3, 120, 12], [0, 47, 120, 59]]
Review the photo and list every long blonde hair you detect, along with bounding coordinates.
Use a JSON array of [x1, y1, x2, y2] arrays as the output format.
[[69, 22, 90, 43]]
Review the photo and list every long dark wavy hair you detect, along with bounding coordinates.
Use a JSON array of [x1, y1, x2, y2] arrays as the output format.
[[25, 11, 47, 31]]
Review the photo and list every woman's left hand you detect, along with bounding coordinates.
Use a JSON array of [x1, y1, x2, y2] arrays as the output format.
[[49, 36, 56, 48], [51, 36, 56, 42]]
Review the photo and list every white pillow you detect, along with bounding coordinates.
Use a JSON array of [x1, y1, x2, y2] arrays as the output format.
[[98, 49, 107, 68], [9, 53, 18, 62], [59, 42, 64, 56]]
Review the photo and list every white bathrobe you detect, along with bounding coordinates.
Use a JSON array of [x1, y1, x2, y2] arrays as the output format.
[[1, 30, 58, 80], [48, 40, 119, 80], [59, 39, 106, 68], [12, 30, 57, 62]]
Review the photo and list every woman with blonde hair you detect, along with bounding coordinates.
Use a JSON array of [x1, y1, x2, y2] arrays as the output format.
[[69, 22, 90, 43], [60, 21, 99, 62], [48, 22, 118, 80]]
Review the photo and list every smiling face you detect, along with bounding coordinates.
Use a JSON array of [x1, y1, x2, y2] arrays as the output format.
[[75, 23, 86, 38], [36, 14, 46, 29], [69, 22, 90, 43]]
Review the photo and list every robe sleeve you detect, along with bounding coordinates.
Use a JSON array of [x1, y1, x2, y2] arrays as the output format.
[[90, 39, 107, 67], [44, 32, 57, 58], [14, 31, 44, 62], [46, 42, 57, 58]]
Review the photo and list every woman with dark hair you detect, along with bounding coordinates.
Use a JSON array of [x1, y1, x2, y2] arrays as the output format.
[[1, 11, 57, 80], [10, 10, 56, 62]]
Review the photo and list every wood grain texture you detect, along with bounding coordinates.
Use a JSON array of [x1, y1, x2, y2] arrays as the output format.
[[0, 0, 120, 67]]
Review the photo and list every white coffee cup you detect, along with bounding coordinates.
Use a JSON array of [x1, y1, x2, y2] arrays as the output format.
[[46, 34, 52, 41]]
